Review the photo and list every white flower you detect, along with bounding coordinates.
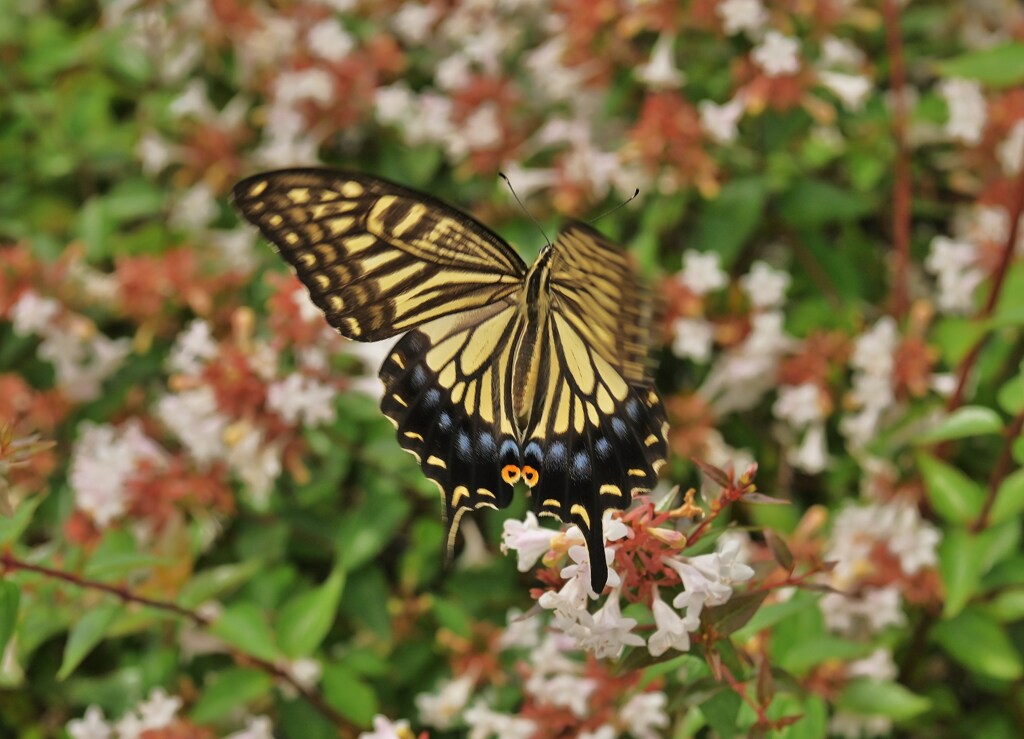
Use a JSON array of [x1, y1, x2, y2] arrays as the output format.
[[528, 672, 597, 718], [672, 317, 714, 362], [156, 387, 229, 466], [359, 715, 413, 739], [821, 586, 905, 636], [819, 36, 866, 70], [9, 290, 59, 336], [136, 130, 179, 176], [636, 33, 686, 90], [621, 692, 670, 739], [998, 119, 1024, 176], [773, 383, 824, 429], [136, 687, 182, 730], [847, 648, 898, 681], [392, 2, 440, 45], [267, 373, 337, 427], [938, 77, 987, 144], [501, 512, 554, 572], [752, 31, 801, 77], [716, 0, 768, 37], [579, 728, 617, 739], [226, 425, 282, 508], [67, 706, 112, 739], [435, 53, 472, 91], [498, 608, 541, 650], [818, 71, 872, 110], [496, 162, 557, 200], [70, 421, 166, 527], [169, 79, 214, 119], [446, 103, 503, 160], [700, 311, 793, 414], [788, 422, 830, 474], [464, 701, 536, 739], [538, 567, 591, 619], [225, 716, 275, 739], [925, 235, 977, 274], [406, 93, 455, 146], [850, 317, 898, 376], [573, 589, 645, 659], [375, 83, 416, 126], [415, 674, 475, 730], [168, 319, 218, 375], [679, 250, 728, 296], [307, 18, 354, 62], [274, 68, 335, 108], [740, 260, 790, 309], [699, 95, 746, 144], [169, 181, 218, 232], [829, 712, 893, 739], [669, 538, 755, 607], [559, 543, 620, 596], [648, 587, 697, 656]]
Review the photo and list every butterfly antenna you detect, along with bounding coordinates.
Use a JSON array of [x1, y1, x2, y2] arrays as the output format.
[[589, 188, 640, 225], [499, 172, 551, 246]]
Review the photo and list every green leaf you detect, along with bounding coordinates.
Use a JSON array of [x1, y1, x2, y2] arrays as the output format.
[[933, 607, 1024, 681], [837, 679, 931, 721], [84, 530, 170, 578], [990, 468, 1024, 525], [0, 495, 44, 546], [778, 636, 872, 675], [778, 179, 874, 227], [734, 592, 818, 641], [709, 590, 769, 636], [938, 42, 1024, 87], [689, 177, 767, 265], [917, 453, 985, 522], [178, 560, 264, 609], [0, 581, 19, 658], [939, 527, 984, 618], [277, 567, 345, 658], [701, 686, 745, 739], [914, 406, 1003, 444], [334, 495, 410, 571], [58, 603, 120, 680], [189, 667, 273, 724], [983, 587, 1024, 623], [323, 662, 378, 727], [996, 371, 1024, 415], [209, 602, 278, 663]]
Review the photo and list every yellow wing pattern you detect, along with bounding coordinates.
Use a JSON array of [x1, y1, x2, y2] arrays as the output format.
[[233, 169, 668, 593], [231, 169, 526, 341], [379, 301, 526, 552]]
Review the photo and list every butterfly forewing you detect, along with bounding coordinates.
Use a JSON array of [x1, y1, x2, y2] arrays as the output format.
[[231, 169, 527, 341], [549, 223, 657, 384]]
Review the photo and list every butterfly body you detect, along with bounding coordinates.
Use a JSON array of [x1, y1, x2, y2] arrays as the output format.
[[232, 169, 668, 591]]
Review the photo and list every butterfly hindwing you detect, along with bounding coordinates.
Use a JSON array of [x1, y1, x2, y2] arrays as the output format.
[[379, 302, 525, 551], [231, 169, 527, 340], [524, 306, 668, 591]]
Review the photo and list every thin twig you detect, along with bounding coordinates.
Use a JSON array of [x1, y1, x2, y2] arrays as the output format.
[[973, 407, 1024, 532], [884, 0, 912, 320], [1, 552, 351, 731], [947, 162, 1024, 412]]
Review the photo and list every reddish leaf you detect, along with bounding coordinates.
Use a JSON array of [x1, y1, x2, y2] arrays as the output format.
[[692, 458, 732, 488], [764, 530, 794, 572]]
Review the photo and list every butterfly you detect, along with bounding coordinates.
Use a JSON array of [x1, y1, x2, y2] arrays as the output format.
[[232, 169, 668, 592]]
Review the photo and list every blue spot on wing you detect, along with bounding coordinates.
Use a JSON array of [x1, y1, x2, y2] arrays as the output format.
[[572, 450, 591, 479]]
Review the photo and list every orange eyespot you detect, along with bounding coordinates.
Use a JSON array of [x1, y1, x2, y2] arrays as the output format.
[[501, 464, 521, 485], [521, 465, 539, 487]]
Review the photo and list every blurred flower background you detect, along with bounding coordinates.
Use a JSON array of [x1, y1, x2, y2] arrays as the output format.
[[2, 0, 1024, 737]]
